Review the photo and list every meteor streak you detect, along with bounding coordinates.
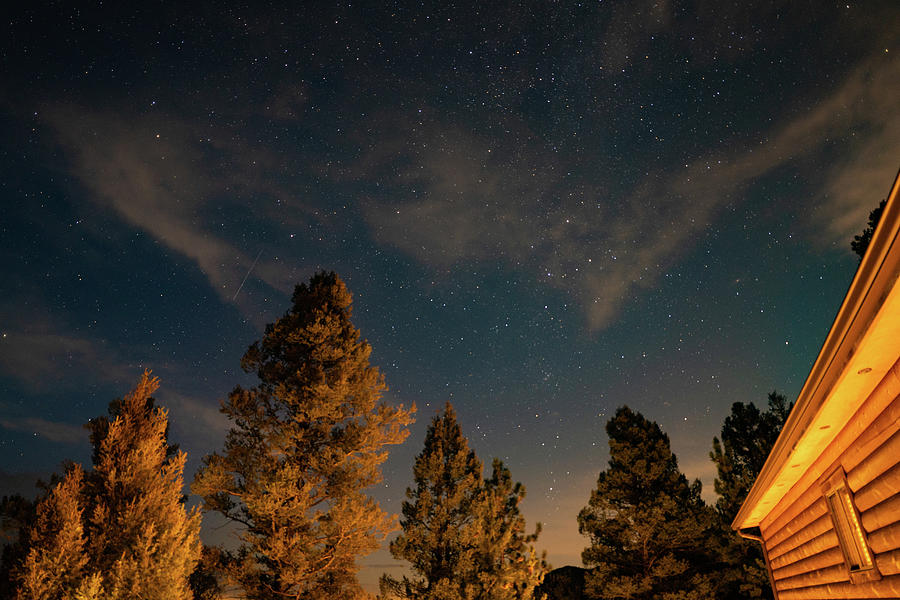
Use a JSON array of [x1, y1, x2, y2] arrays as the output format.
[[232, 249, 263, 301]]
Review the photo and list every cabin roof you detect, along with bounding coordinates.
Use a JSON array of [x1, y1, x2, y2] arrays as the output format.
[[733, 169, 900, 531]]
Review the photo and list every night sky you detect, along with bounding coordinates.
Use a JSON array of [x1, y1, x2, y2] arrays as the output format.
[[1, 0, 898, 591]]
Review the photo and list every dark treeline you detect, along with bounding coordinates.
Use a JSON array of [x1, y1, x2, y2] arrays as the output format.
[[0, 272, 790, 600]]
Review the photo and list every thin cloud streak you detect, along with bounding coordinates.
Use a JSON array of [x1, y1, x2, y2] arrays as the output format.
[[0, 330, 130, 393], [160, 389, 230, 452], [362, 54, 900, 330], [0, 417, 85, 444], [37, 54, 899, 332], [43, 107, 299, 309]]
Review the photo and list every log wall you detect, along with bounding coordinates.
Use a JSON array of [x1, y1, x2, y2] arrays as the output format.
[[758, 361, 900, 599]]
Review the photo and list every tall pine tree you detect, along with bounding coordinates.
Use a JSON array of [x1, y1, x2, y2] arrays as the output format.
[[15, 371, 202, 600], [382, 404, 545, 600], [193, 271, 415, 600], [578, 406, 715, 600], [709, 391, 791, 599], [382, 404, 483, 600]]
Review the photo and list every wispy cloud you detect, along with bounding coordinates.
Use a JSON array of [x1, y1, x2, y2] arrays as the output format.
[[0, 322, 227, 452], [0, 416, 84, 444], [0, 330, 129, 392], [38, 52, 899, 333], [799, 60, 900, 246], [361, 53, 900, 330], [42, 107, 301, 307], [160, 389, 229, 451], [361, 120, 722, 330]]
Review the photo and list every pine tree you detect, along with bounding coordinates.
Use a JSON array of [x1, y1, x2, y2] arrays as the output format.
[[192, 271, 415, 600], [382, 403, 483, 600], [710, 391, 790, 524], [382, 404, 545, 600], [189, 546, 224, 600], [16, 466, 88, 600], [578, 406, 716, 600], [14, 372, 202, 600], [709, 391, 791, 600], [85, 371, 202, 599], [467, 459, 546, 600], [851, 198, 887, 259]]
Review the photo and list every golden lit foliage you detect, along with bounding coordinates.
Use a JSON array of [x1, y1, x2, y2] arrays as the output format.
[[467, 459, 547, 600], [382, 404, 546, 600], [193, 271, 415, 600], [15, 372, 202, 600], [17, 466, 88, 600]]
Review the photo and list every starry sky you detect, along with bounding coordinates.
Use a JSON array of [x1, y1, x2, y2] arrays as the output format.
[[1, 0, 898, 591]]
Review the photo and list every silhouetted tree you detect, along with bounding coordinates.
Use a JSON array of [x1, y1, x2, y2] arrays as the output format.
[[578, 406, 716, 600], [534, 566, 586, 600], [710, 391, 791, 523], [189, 546, 224, 600], [851, 199, 887, 259], [15, 372, 201, 599], [382, 404, 545, 600], [0, 494, 37, 600], [709, 391, 792, 599], [193, 271, 415, 600]]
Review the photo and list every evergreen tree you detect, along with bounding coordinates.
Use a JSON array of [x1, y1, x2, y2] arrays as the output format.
[[15, 371, 201, 600], [467, 459, 546, 600], [851, 198, 887, 259], [381, 404, 483, 600], [710, 391, 790, 523], [382, 404, 545, 600], [193, 271, 415, 600], [709, 391, 791, 599], [85, 371, 202, 599], [189, 546, 224, 600], [534, 566, 586, 600], [578, 406, 716, 600], [16, 466, 88, 600]]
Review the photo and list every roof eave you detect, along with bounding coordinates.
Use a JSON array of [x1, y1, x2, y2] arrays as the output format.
[[732, 167, 900, 532]]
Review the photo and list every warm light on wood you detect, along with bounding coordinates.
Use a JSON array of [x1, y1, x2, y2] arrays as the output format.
[[734, 170, 900, 597]]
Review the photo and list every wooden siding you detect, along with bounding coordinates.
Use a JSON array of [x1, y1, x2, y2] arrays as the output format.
[[759, 362, 900, 599]]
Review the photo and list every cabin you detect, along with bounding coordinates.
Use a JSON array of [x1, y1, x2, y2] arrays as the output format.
[[732, 169, 900, 599]]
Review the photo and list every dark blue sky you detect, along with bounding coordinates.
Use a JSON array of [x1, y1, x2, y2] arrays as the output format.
[[1, 0, 898, 587]]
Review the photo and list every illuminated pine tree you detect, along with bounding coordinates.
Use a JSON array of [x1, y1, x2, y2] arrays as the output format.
[[382, 405, 545, 600], [382, 404, 484, 600], [193, 271, 415, 600], [466, 459, 546, 600], [16, 466, 88, 600], [85, 371, 202, 599], [15, 372, 202, 600]]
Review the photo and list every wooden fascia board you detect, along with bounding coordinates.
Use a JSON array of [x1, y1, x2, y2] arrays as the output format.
[[733, 167, 900, 531]]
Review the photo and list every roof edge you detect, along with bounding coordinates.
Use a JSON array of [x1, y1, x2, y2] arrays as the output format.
[[733, 167, 900, 531]]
